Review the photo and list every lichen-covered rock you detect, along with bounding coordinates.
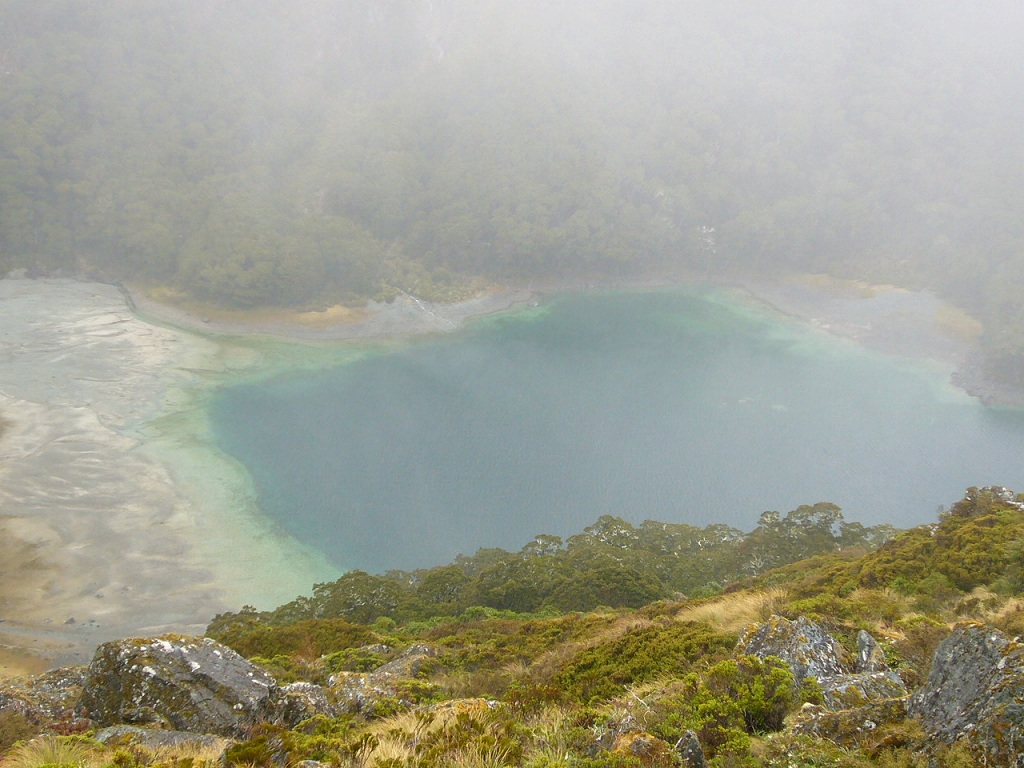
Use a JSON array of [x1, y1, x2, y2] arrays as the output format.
[[276, 682, 337, 726], [94, 724, 230, 752], [908, 622, 1024, 766], [673, 730, 706, 768], [855, 630, 889, 674], [819, 670, 907, 710], [789, 698, 908, 746], [738, 616, 846, 686], [591, 707, 646, 755], [611, 731, 677, 767], [328, 644, 440, 715], [0, 666, 86, 724], [741, 617, 906, 717], [369, 644, 439, 679], [77, 635, 280, 737]]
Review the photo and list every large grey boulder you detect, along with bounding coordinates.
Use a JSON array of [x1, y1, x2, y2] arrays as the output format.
[[909, 622, 1024, 765], [76, 635, 281, 737], [737, 616, 847, 687]]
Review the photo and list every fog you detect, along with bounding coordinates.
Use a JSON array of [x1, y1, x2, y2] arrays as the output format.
[[2, 0, 1024, 376]]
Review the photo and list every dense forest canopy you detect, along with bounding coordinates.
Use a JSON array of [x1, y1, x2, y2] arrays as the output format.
[[3, 1, 1024, 376]]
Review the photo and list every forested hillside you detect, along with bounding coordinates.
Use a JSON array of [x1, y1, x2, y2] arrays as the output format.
[[3, 1, 1024, 378]]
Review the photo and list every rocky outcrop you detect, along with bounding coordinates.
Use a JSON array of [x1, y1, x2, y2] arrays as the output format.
[[76, 636, 283, 737], [277, 682, 339, 724], [908, 622, 1024, 765], [739, 615, 908, 747], [737, 616, 847, 686], [789, 698, 908, 744], [610, 731, 678, 767], [328, 644, 439, 715], [0, 666, 86, 724], [739, 616, 907, 704], [817, 669, 907, 711]]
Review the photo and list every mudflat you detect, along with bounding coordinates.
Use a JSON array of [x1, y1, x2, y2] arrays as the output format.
[[0, 280, 239, 672]]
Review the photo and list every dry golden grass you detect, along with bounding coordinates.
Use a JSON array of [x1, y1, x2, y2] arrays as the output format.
[[673, 589, 788, 634], [2, 736, 106, 768], [356, 701, 509, 768], [142, 738, 232, 766], [353, 733, 417, 767]]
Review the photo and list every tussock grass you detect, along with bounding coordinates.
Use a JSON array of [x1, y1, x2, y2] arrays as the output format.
[[142, 738, 232, 766], [674, 589, 788, 634], [2, 736, 105, 768]]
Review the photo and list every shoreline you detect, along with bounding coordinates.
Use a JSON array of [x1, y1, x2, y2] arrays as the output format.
[[127, 273, 1002, 407], [124, 284, 539, 342]]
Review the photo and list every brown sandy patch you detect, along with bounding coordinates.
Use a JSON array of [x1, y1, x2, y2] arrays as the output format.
[[127, 282, 536, 341]]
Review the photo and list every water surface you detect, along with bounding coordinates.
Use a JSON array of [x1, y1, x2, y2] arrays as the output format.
[[210, 288, 1024, 572]]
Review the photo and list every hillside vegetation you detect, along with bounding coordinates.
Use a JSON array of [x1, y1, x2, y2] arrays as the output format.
[[3, 2, 1024, 382], [6, 487, 1024, 766]]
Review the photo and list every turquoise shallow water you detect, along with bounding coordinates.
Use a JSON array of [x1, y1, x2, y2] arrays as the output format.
[[209, 288, 1024, 573]]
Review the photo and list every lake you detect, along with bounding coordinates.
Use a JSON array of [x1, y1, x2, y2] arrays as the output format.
[[209, 287, 1024, 573]]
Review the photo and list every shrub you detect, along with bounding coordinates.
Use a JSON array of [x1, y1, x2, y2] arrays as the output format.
[[555, 621, 734, 703]]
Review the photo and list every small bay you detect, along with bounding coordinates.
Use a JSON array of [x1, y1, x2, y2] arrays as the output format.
[[209, 287, 1024, 573]]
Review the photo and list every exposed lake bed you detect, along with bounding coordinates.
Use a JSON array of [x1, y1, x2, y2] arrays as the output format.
[[0, 275, 1020, 670]]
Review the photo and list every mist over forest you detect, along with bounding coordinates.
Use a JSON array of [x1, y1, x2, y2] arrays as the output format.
[[3, 1, 1024, 380]]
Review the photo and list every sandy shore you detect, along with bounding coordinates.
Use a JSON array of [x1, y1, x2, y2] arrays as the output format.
[[0, 280, 540, 675], [0, 280, 341, 675], [734, 274, 980, 374], [0, 274, 1002, 675], [126, 285, 537, 341]]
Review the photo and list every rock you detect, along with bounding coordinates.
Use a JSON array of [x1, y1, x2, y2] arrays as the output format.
[[741, 617, 907, 716], [328, 644, 440, 716], [77, 635, 280, 738], [673, 730, 707, 768], [611, 731, 677, 767], [94, 724, 230, 752], [819, 670, 907, 711], [591, 710, 645, 755], [855, 630, 889, 674], [0, 666, 87, 725], [737, 616, 846, 686], [789, 698, 907, 746], [908, 622, 1024, 765], [369, 644, 438, 679], [276, 682, 337, 726]]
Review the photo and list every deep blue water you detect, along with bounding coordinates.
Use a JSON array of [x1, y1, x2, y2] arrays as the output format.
[[209, 289, 1024, 572]]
